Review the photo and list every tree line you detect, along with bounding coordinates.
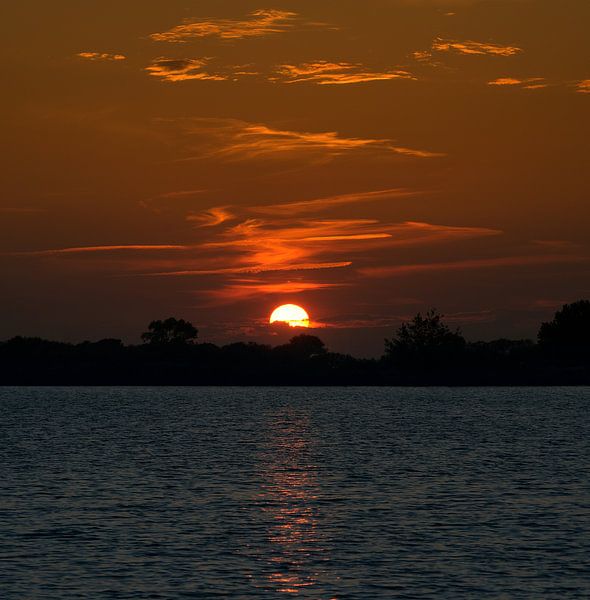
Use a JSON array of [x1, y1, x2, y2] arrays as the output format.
[[1, 301, 589, 385]]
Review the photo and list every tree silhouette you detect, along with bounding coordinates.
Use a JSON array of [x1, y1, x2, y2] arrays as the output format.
[[538, 300, 590, 356], [385, 309, 465, 370], [274, 334, 327, 360], [141, 318, 198, 345], [290, 334, 327, 357], [3, 306, 590, 384]]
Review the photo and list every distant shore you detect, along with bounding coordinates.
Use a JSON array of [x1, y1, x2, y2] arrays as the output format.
[[3, 302, 588, 386], [1, 335, 588, 386]]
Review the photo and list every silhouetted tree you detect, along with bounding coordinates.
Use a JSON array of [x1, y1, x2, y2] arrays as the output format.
[[274, 334, 327, 360], [291, 334, 327, 357], [384, 309, 465, 371], [141, 318, 198, 345], [538, 300, 590, 357], [3, 306, 590, 385]]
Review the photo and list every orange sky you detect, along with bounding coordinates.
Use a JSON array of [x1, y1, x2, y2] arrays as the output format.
[[2, 0, 589, 355]]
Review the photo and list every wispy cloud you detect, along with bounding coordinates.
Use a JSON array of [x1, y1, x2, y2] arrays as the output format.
[[412, 50, 440, 63], [522, 83, 549, 90], [412, 37, 523, 69], [187, 206, 234, 227], [14, 197, 505, 307], [303, 233, 392, 242], [197, 218, 388, 274], [312, 309, 495, 330], [379, 221, 501, 247], [360, 254, 588, 278], [15, 245, 192, 257], [145, 219, 499, 279], [487, 77, 590, 93], [145, 59, 410, 86], [205, 280, 347, 301], [432, 38, 522, 56], [146, 58, 228, 82], [150, 9, 302, 42], [533, 239, 581, 250], [488, 77, 522, 86], [178, 118, 445, 162], [77, 52, 126, 61], [154, 190, 209, 200], [317, 315, 404, 330], [488, 77, 547, 89], [250, 188, 420, 216], [274, 62, 416, 85], [149, 262, 353, 277]]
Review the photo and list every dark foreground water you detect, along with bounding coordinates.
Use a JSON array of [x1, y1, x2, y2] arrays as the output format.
[[1, 387, 589, 599]]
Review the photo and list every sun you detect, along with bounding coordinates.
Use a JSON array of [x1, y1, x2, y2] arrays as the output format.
[[270, 304, 310, 328]]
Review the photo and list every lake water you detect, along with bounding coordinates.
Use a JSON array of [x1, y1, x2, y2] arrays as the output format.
[[1, 387, 589, 598]]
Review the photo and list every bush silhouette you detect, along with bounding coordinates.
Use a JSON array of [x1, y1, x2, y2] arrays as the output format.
[[141, 318, 198, 345], [274, 334, 327, 360], [385, 309, 465, 371], [538, 300, 590, 357]]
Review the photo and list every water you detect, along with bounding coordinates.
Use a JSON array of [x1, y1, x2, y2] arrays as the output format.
[[1, 387, 589, 598]]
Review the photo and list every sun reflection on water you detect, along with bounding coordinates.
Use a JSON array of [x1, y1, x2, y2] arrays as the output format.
[[255, 409, 332, 596]]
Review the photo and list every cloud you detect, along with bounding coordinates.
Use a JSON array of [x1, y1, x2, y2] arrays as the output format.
[[154, 190, 208, 200], [522, 83, 549, 90], [413, 37, 523, 67], [77, 52, 126, 61], [145, 58, 263, 84], [250, 188, 420, 216], [274, 62, 416, 85], [204, 280, 347, 301], [360, 254, 588, 278], [487, 77, 590, 93], [145, 219, 499, 279], [145, 59, 414, 86], [15, 245, 192, 256], [303, 233, 393, 241], [413, 50, 435, 62], [533, 239, 580, 250], [146, 58, 228, 82], [431, 38, 522, 56], [488, 77, 547, 89], [196, 218, 387, 274], [317, 315, 404, 329], [150, 9, 302, 42], [15, 192, 504, 309], [315, 309, 495, 330], [187, 206, 234, 227], [16, 202, 497, 285], [381, 221, 501, 247], [143, 218, 501, 301], [178, 118, 445, 162], [488, 77, 523, 86], [148, 262, 353, 277], [412, 38, 523, 60]]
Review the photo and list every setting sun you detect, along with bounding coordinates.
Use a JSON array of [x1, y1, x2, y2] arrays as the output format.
[[270, 304, 310, 328]]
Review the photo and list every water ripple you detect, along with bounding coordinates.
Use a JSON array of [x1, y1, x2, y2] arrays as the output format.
[[1, 386, 589, 598]]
